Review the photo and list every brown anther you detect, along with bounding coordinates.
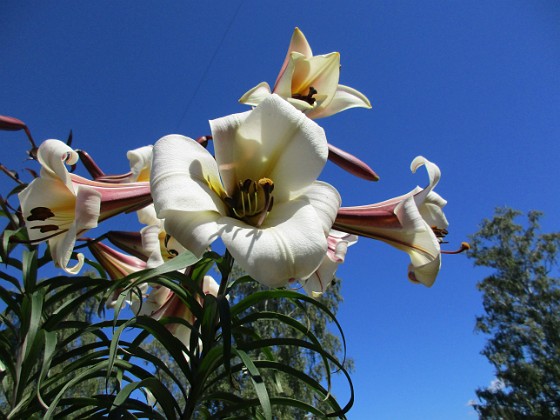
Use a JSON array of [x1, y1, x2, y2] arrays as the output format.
[[431, 226, 449, 239], [27, 207, 55, 222], [292, 86, 318, 106], [31, 224, 59, 233]]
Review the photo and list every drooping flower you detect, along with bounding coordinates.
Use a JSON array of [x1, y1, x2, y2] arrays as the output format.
[[18, 139, 152, 274], [240, 28, 371, 119], [87, 240, 148, 308], [301, 230, 358, 297], [138, 275, 219, 349], [151, 94, 341, 287], [333, 156, 448, 287]]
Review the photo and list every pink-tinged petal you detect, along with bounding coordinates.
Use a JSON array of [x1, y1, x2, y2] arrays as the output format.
[[302, 230, 357, 297], [88, 241, 146, 280], [302, 181, 341, 237], [308, 84, 372, 119], [107, 230, 149, 261], [239, 82, 272, 107], [151, 135, 227, 216], [127, 145, 153, 182], [274, 53, 298, 98], [274, 28, 314, 90], [37, 140, 79, 191], [220, 198, 328, 287], [137, 285, 174, 318], [74, 185, 102, 232], [327, 143, 379, 181], [211, 95, 328, 202], [163, 210, 221, 257]]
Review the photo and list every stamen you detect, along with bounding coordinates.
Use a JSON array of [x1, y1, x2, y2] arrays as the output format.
[[31, 224, 59, 233], [441, 242, 470, 255], [292, 86, 318, 106]]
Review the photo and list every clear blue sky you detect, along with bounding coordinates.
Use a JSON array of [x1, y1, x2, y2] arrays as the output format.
[[2, 1, 560, 418]]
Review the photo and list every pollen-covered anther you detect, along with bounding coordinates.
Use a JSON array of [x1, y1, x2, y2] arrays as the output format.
[[227, 177, 275, 227], [431, 226, 448, 242]]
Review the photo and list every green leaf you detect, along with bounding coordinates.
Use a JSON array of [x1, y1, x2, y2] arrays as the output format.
[[234, 348, 272, 420]]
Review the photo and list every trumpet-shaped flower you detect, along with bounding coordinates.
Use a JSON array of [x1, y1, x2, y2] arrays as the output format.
[[18, 139, 152, 274], [151, 94, 341, 287], [240, 28, 371, 119], [87, 240, 148, 308], [302, 230, 358, 297], [138, 275, 219, 349], [333, 156, 448, 287]]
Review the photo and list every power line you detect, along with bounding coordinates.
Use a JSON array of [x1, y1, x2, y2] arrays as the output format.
[[176, 0, 244, 130]]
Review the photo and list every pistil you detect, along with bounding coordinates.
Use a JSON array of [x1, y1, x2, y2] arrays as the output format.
[[225, 177, 274, 227]]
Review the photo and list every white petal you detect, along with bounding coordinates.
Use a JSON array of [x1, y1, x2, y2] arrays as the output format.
[[136, 204, 162, 227], [151, 135, 227, 216], [163, 210, 221, 257], [239, 82, 272, 107], [127, 145, 153, 182], [302, 181, 341, 237], [220, 198, 327, 287], [211, 95, 328, 203], [141, 225, 165, 268], [202, 275, 219, 296], [308, 84, 372, 119], [37, 139, 78, 191], [302, 254, 339, 297]]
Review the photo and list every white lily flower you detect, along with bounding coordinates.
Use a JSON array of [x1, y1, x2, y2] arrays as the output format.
[[333, 156, 448, 287], [302, 230, 358, 297], [151, 94, 341, 287], [240, 28, 371, 119], [18, 140, 152, 274], [127, 145, 162, 227]]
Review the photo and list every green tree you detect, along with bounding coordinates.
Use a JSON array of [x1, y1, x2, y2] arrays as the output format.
[[469, 208, 560, 418]]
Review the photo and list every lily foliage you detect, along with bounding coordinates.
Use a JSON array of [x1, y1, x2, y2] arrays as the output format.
[[0, 27, 457, 419]]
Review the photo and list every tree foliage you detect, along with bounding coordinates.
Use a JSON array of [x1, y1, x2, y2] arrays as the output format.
[[469, 208, 560, 418]]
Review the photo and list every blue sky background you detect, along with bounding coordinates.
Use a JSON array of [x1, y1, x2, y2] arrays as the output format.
[[1, 1, 560, 418]]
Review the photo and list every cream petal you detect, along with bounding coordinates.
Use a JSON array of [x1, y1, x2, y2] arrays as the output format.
[[151, 135, 227, 216], [273, 52, 298, 97], [285, 97, 315, 111], [127, 145, 153, 182], [163, 210, 221, 257], [211, 95, 328, 202], [37, 139, 78, 191], [308, 84, 372, 119], [137, 285, 174, 317], [18, 177, 76, 241], [408, 255, 441, 287], [219, 198, 327, 287], [290, 52, 340, 107], [239, 82, 272, 107], [49, 223, 84, 274]]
